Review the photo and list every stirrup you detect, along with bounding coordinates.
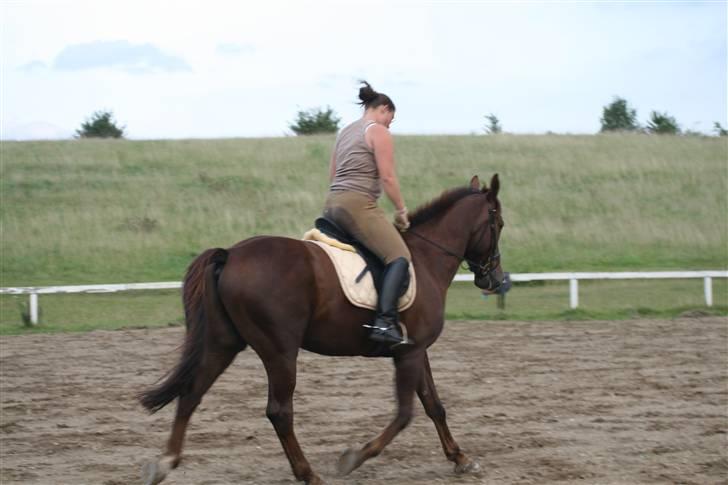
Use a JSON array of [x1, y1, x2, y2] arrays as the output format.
[[363, 322, 414, 347]]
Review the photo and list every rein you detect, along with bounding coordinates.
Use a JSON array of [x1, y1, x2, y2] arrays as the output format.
[[407, 229, 474, 266]]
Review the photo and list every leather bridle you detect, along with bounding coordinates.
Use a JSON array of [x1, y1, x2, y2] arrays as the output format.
[[465, 207, 502, 290], [407, 204, 503, 291]]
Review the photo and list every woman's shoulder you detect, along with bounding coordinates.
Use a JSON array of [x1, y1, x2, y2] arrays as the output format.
[[336, 119, 360, 137], [365, 122, 390, 138], [342, 118, 364, 130]]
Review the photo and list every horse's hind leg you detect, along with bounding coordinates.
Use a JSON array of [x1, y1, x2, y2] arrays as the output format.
[[143, 347, 237, 485], [337, 351, 423, 476], [417, 351, 480, 474], [262, 351, 323, 485]]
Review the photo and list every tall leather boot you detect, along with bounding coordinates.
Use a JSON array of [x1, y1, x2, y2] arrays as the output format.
[[366, 257, 414, 347]]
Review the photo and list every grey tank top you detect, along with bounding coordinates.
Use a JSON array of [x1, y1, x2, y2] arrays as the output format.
[[329, 118, 381, 199]]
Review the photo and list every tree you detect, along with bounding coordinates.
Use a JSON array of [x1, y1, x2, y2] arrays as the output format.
[[289, 107, 341, 135], [75, 110, 125, 139], [714, 122, 728, 137], [600, 97, 638, 132], [646, 111, 680, 135], [484, 113, 502, 134]]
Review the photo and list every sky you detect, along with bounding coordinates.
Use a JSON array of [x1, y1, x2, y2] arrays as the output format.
[[1, 0, 726, 140]]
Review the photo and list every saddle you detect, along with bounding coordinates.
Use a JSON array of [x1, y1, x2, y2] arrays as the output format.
[[314, 218, 386, 288], [303, 217, 416, 311]]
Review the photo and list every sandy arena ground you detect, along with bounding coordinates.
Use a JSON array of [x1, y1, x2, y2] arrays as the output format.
[[1, 317, 726, 485]]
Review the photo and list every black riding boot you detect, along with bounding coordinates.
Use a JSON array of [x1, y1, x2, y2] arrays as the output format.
[[366, 257, 414, 347]]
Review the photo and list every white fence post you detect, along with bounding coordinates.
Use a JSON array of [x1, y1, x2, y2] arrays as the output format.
[[569, 278, 579, 309], [704, 277, 713, 307], [29, 293, 39, 325]]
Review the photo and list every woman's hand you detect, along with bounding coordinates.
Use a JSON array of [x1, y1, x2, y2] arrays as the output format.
[[394, 207, 410, 232]]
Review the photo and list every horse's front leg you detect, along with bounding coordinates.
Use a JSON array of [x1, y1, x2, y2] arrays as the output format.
[[417, 351, 481, 474], [337, 351, 423, 476]]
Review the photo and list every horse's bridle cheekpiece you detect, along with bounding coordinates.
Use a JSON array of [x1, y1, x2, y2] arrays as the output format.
[[466, 207, 503, 292]]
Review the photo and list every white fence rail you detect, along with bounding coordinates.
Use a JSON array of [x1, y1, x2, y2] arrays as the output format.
[[1, 282, 183, 326], [453, 270, 727, 310], [2, 271, 726, 325]]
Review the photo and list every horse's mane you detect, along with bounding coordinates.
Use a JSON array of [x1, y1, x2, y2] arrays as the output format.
[[409, 186, 481, 227]]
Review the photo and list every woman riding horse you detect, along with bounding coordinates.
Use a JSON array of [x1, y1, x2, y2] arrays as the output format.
[[324, 81, 412, 347], [139, 83, 507, 485]]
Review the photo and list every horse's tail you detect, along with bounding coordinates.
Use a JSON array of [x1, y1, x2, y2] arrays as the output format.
[[139, 247, 241, 413]]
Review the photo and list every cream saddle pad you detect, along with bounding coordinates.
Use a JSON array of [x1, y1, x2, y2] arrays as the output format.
[[302, 229, 416, 311]]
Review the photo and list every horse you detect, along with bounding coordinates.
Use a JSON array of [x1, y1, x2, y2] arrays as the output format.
[[139, 174, 506, 485]]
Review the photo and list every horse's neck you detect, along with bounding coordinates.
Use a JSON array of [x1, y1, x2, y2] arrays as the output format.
[[407, 211, 471, 289]]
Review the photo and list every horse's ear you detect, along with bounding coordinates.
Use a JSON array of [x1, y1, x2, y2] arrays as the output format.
[[486, 173, 500, 201], [469, 175, 480, 190]]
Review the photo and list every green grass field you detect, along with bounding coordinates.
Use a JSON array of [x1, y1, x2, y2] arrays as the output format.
[[1, 133, 726, 332]]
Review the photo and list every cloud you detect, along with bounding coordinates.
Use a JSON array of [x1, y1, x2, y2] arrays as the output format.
[[52, 40, 191, 73], [216, 43, 256, 56], [18, 60, 47, 72]]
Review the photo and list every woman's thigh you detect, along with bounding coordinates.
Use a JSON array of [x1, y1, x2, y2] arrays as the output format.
[[324, 192, 410, 264]]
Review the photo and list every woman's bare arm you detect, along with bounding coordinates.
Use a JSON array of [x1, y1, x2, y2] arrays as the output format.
[[367, 124, 405, 211]]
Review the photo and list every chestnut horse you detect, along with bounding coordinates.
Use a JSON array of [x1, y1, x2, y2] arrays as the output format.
[[140, 174, 505, 484]]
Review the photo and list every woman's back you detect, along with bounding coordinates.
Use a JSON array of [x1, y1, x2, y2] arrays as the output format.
[[330, 118, 380, 199]]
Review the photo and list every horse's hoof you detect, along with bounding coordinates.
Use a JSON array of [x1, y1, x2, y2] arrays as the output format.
[[142, 462, 164, 485], [305, 473, 325, 485], [336, 448, 361, 476], [142, 456, 175, 485], [454, 460, 482, 475]]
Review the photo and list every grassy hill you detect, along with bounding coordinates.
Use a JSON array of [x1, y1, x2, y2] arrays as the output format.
[[2, 133, 726, 286], [1, 133, 726, 332]]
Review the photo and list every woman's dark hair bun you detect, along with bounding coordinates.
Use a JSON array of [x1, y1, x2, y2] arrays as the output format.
[[357, 80, 395, 111], [358, 81, 379, 104]]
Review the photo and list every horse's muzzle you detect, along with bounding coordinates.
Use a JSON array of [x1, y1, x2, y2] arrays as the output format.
[[476, 271, 511, 294]]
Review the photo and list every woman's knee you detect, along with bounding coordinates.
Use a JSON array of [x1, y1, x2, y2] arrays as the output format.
[[382, 247, 411, 265]]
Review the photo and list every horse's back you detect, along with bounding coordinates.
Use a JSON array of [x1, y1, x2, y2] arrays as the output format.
[[221, 236, 317, 295]]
